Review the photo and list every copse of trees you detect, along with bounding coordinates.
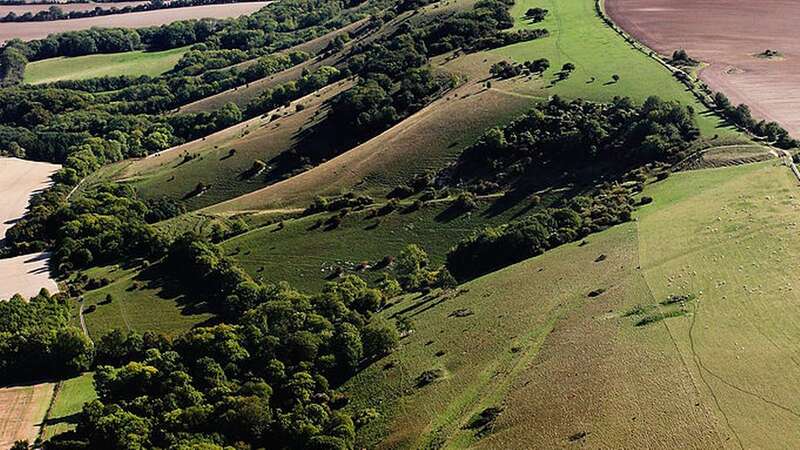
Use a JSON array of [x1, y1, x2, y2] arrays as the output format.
[[447, 186, 634, 279], [44, 240, 400, 449], [525, 7, 548, 22], [452, 95, 700, 189], [0, 289, 93, 383]]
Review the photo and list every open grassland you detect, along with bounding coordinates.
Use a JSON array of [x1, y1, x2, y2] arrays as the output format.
[[346, 222, 724, 448], [342, 160, 800, 448], [41, 373, 97, 440], [74, 263, 213, 339], [637, 161, 800, 448], [0, 382, 55, 448], [492, 0, 736, 138], [0, 1, 270, 42], [606, 0, 800, 136], [24, 46, 188, 84], [221, 191, 556, 292]]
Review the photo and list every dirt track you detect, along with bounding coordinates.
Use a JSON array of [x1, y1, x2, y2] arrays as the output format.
[[0, 157, 60, 300], [605, 0, 800, 136], [0, 1, 269, 42]]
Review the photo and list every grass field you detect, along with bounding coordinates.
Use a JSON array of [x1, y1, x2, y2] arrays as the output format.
[[492, 0, 736, 138], [221, 191, 561, 292], [341, 159, 800, 448], [74, 263, 214, 339], [24, 47, 188, 85], [345, 220, 722, 448], [636, 161, 800, 448], [42, 373, 97, 440]]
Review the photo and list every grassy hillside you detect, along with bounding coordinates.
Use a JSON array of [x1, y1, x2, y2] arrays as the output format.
[[492, 0, 735, 137], [341, 159, 800, 448], [635, 161, 800, 449], [42, 373, 97, 440], [220, 190, 562, 292], [112, 80, 355, 211], [177, 18, 374, 114], [344, 221, 724, 448], [74, 263, 214, 339], [24, 47, 188, 84]]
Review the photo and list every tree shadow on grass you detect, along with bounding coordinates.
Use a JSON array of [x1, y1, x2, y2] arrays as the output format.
[[130, 263, 213, 318], [42, 412, 80, 430]]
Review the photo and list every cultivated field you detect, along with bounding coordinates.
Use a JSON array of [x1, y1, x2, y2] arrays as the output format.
[[0, 157, 60, 300], [25, 46, 187, 84], [0, 1, 270, 42], [0, 1, 147, 16], [0, 382, 55, 448], [606, 0, 800, 136]]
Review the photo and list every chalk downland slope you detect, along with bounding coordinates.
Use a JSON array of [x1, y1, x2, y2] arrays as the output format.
[[177, 18, 376, 114], [342, 160, 800, 448], [205, 65, 529, 213], [109, 79, 354, 211]]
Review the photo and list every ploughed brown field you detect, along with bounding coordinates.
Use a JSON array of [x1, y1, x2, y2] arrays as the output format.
[[0, 1, 269, 42], [0, 1, 148, 16], [605, 0, 800, 136]]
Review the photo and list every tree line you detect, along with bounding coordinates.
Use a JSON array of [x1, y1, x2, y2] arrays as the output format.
[[1, 0, 268, 23]]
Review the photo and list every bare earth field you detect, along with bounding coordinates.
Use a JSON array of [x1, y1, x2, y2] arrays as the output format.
[[0, 1, 147, 16], [0, 157, 60, 300], [0, 382, 55, 449], [0, 1, 270, 42], [605, 0, 800, 136]]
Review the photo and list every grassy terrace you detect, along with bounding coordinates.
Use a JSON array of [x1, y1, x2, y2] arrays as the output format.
[[492, 0, 737, 137], [24, 47, 188, 84]]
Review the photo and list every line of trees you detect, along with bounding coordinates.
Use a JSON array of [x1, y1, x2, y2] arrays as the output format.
[[712, 91, 796, 148], [1, 0, 268, 23]]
